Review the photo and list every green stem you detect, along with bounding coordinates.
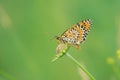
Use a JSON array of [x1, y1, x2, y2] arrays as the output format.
[[66, 53, 96, 80]]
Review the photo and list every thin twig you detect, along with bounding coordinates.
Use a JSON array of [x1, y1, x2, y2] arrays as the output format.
[[66, 53, 96, 80]]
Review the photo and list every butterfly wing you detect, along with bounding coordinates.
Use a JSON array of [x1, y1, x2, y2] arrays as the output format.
[[57, 19, 92, 49]]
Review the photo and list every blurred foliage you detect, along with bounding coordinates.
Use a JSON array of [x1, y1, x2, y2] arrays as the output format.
[[106, 50, 120, 80], [0, 0, 120, 80]]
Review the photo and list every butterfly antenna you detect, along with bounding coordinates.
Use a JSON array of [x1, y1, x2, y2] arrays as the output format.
[[50, 36, 58, 41]]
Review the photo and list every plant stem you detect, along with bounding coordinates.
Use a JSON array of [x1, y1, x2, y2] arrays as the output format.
[[66, 53, 96, 80]]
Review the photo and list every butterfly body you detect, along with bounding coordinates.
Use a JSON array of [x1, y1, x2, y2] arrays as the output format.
[[56, 19, 92, 49]]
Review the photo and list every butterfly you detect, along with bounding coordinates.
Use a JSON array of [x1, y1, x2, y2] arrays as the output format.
[[56, 19, 92, 49]]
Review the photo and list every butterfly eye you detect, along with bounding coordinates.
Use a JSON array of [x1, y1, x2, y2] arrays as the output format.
[[56, 36, 60, 40]]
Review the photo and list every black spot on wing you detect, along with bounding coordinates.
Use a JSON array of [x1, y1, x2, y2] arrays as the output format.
[[77, 23, 80, 27]]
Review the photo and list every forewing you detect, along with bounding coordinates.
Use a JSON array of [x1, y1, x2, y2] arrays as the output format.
[[57, 19, 92, 49]]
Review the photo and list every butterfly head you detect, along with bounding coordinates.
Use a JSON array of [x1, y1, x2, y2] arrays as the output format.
[[55, 36, 62, 43]]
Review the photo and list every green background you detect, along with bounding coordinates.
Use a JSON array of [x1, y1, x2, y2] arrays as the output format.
[[0, 0, 120, 80]]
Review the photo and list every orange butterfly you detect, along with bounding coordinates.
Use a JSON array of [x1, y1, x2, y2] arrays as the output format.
[[56, 19, 92, 49]]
